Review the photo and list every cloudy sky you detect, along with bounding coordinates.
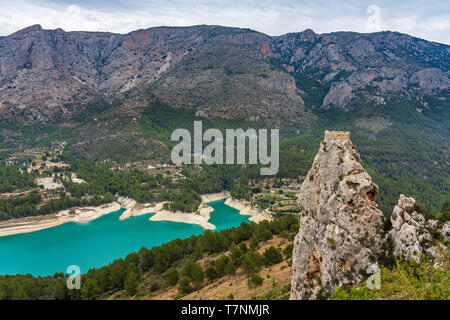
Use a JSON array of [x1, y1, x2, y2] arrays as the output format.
[[0, 0, 449, 44]]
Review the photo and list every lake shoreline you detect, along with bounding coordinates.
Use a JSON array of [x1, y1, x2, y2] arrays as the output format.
[[225, 198, 273, 223], [150, 204, 216, 230], [147, 192, 272, 228], [0, 202, 122, 238], [0, 192, 272, 237]]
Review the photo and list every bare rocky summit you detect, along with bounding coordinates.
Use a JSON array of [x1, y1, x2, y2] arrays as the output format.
[[290, 130, 387, 299]]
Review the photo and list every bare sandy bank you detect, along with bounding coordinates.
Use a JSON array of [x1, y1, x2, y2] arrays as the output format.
[[117, 197, 165, 221], [150, 203, 216, 230], [201, 192, 229, 203], [117, 191, 229, 221], [149, 192, 273, 229], [118, 192, 228, 229], [225, 198, 273, 223], [0, 202, 121, 237]]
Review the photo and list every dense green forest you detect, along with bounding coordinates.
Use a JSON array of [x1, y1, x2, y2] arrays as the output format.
[[0, 165, 36, 193], [0, 190, 114, 220], [0, 215, 298, 300], [139, 99, 450, 214]]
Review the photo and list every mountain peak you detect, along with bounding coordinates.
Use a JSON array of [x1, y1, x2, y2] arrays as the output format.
[[301, 28, 316, 35], [14, 24, 43, 34]]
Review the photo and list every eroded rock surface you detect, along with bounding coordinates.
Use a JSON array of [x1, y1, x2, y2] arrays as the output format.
[[290, 131, 387, 299], [1, 25, 448, 123], [389, 194, 441, 261]]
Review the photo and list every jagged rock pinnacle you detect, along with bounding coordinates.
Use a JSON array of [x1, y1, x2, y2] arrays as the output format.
[[290, 130, 387, 300]]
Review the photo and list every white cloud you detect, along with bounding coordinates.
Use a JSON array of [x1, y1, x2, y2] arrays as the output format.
[[0, 0, 448, 44]]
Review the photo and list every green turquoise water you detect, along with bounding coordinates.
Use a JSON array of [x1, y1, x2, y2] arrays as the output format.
[[0, 199, 250, 276], [207, 199, 250, 229]]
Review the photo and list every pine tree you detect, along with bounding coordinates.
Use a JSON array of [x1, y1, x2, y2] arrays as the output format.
[[178, 278, 193, 295], [81, 278, 100, 300], [192, 238, 204, 260], [124, 271, 138, 296], [167, 268, 179, 286], [247, 274, 264, 290], [263, 246, 283, 266], [12, 287, 29, 300]]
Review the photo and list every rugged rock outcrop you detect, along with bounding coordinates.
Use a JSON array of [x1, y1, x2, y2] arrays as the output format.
[[290, 131, 388, 300], [389, 194, 445, 262], [442, 222, 450, 243], [290, 131, 449, 299]]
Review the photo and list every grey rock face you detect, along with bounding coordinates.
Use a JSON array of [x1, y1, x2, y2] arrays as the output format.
[[272, 31, 449, 111], [1, 25, 448, 123], [290, 131, 387, 300], [322, 82, 354, 109], [389, 194, 440, 261], [0, 25, 207, 122], [442, 222, 450, 243], [409, 68, 450, 90]]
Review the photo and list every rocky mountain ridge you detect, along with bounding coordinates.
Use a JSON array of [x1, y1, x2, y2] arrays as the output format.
[[0, 24, 448, 124]]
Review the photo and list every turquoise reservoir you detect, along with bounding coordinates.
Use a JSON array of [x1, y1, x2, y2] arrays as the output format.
[[0, 199, 250, 276]]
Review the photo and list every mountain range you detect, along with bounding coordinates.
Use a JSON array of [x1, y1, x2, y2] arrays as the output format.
[[0, 24, 448, 213], [0, 24, 448, 124]]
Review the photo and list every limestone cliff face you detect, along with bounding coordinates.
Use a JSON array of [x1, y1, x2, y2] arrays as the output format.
[[290, 131, 387, 299], [390, 194, 446, 262], [1, 25, 448, 124]]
